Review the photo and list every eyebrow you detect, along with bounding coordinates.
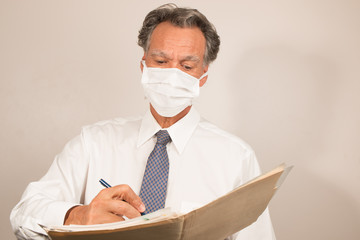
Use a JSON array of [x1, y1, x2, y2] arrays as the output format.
[[182, 55, 200, 63], [150, 50, 172, 60], [150, 50, 200, 63]]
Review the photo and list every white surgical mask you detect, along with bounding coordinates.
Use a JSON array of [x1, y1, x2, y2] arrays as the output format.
[[141, 61, 207, 117]]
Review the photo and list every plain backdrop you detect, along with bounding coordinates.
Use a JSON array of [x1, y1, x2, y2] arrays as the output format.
[[1, 0, 359, 239]]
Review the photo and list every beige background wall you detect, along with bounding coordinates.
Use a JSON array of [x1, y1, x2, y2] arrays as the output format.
[[1, 0, 359, 239]]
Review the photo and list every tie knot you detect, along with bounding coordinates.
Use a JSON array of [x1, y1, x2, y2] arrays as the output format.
[[156, 130, 171, 145]]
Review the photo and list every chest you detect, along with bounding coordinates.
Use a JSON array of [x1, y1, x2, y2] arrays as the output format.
[[82, 140, 244, 209]]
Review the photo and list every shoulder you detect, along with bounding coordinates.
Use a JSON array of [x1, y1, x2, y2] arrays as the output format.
[[83, 115, 142, 130], [196, 118, 255, 156], [81, 115, 143, 139]]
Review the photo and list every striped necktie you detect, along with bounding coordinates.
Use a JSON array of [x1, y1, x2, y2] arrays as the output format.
[[139, 130, 171, 214]]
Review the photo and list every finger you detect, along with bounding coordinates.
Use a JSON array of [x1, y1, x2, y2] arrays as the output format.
[[105, 199, 142, 219], [107, 185, 145, 213], [90, 187, 142, 218], [89, 212, 125, 224], [81, 204, 125, 225]]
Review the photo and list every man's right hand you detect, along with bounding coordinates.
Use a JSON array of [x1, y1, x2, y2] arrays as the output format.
[[64, 184, 145, 225]]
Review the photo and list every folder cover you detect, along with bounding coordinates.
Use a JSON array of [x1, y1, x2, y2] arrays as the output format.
[[43, 164, 292, 240]]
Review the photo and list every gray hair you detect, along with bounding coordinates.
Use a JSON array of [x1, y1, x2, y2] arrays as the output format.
[[138, 3, 220, 65]]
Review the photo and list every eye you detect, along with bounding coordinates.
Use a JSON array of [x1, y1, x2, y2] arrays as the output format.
[[183, 65, 192, 70], [156, 60, 166, 65]]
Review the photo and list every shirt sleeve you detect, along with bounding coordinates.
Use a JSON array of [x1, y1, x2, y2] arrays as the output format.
[[10, 131, 89, 239], [231, 150, 277, 240]]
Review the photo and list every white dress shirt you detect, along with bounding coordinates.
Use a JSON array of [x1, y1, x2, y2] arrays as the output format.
[[10, 108, 276, 240]]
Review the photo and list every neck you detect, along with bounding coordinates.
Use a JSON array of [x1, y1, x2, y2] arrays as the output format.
[[150, 105, 191, 128]]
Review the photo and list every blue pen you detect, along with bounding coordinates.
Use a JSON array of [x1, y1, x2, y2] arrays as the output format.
[[99, 178, 112, 188]]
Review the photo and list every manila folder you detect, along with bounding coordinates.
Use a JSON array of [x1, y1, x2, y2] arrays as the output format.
[[47, 164, 290, 240]]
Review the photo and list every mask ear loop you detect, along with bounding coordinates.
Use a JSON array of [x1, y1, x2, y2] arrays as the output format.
[[199, 71, 208, 80]]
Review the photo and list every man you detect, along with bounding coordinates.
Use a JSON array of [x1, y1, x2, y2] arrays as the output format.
[[11, 4, 276, 239]]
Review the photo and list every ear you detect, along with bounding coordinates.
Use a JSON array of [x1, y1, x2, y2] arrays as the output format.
[[140, 54, 146, 72], [199, 65, 209, 87]]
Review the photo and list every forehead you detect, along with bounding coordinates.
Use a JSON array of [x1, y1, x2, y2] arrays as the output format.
[[148, 21, 206, 61]]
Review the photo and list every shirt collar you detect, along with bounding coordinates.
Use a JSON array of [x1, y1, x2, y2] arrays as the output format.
[[137, 107, 200, 154]]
